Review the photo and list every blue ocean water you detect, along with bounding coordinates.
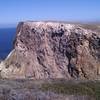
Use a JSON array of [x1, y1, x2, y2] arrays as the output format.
[[0, 27, 16, 59]]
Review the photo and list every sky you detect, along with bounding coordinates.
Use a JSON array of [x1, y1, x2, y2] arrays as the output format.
[[0, 0, 100, 25]]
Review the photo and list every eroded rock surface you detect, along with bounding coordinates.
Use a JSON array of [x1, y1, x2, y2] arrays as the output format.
[[0, 21, 100, 79]]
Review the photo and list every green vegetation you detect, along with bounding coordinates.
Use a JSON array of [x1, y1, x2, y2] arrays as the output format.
[[41, 80, 100, 100], [0, 79, 100, 100]]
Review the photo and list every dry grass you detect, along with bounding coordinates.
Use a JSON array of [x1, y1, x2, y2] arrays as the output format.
[[40, 80, 100, 100], [0, 79, 99, 100]]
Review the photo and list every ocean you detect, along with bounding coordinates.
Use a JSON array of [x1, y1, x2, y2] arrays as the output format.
[[0, 27, 16, 59]]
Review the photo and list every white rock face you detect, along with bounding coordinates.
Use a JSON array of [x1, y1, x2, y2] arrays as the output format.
[[0, 21, 100, 79]]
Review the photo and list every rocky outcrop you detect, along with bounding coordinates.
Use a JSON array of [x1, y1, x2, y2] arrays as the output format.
[[0, 21, 100, 79]]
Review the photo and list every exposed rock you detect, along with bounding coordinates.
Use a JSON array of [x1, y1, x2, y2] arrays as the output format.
[[0, 21, 100, 79]]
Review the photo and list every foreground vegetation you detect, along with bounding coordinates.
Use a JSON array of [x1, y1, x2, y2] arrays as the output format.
[[41, 80, 100, 100], [0, 79, 100, 100]]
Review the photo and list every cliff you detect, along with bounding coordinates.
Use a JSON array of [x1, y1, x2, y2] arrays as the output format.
[[0, 21, 100, 79]]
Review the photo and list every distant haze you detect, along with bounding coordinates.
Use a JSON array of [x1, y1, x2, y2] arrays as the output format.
[[0, 23, 17, 28]]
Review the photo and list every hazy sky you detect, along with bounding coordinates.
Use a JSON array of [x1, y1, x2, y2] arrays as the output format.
[[0, 0, 100, 24]]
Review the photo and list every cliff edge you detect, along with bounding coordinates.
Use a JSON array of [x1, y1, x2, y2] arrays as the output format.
[[0, 21, 100, 79]]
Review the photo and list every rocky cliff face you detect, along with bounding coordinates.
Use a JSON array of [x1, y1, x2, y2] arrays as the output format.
[[0, 21, 100, 79]]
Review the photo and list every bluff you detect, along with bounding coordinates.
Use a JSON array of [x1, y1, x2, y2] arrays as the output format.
[[0, 21, 100, 79]]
